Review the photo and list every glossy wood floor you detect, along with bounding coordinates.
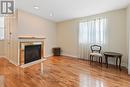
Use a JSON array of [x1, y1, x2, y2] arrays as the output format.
[[0, 56, 130, 87]]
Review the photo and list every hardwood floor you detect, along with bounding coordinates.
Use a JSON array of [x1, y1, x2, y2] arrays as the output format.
[[0, 56, 130, 87]]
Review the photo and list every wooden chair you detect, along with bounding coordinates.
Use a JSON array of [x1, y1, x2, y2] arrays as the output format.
[[90, 45, 102, 65]]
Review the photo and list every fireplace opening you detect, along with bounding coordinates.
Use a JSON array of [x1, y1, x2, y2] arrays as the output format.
[[24, 45, 41, 64]]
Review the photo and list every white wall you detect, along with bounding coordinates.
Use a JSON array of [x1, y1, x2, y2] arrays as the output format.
[[127, 5, 130, 74], [57, 9, 127, 67], [18, 10, 57, 57]]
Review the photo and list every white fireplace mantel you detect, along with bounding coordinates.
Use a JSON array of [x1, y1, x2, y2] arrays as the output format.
[[18, 36, 46, 42]]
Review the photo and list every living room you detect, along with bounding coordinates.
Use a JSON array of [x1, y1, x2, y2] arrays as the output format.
[[0, 0, 130, 87]]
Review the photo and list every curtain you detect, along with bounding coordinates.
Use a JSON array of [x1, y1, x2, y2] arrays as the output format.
[[78, 18, 107, 59]]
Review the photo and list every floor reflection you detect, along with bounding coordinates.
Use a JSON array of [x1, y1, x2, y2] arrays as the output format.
[[40, 62, 44, 75], [0, 76, 5, 87], [80, 73, 104, 87], [0, 57, 129, 87]]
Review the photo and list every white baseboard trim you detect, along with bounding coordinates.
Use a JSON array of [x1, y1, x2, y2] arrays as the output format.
[[0, 56, 6, 58], [0, 56, 18, 66], [61, 53, 78, 58], [44, 55, 53, 58], [61, 53, 128, 68], [9, 60, 18, 66]]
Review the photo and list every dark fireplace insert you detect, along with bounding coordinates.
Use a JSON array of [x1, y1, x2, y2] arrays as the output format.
[[24, 45, 41, 64]]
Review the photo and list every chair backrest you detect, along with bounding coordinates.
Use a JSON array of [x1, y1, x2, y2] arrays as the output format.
[[90, 45, 101, 53]]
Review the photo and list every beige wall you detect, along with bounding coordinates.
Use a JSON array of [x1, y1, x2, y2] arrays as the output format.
[[127, 5, 130, 74], [57, 20, 79, 57], [0, 8, 128, 68], [0, 10, 57, 65], [0, 41, 5, 56], [57, 9, 127, 67], [18, 10, 57, 58]]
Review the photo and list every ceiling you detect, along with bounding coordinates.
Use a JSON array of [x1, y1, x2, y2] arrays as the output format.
[[16, 0, 130, 22]]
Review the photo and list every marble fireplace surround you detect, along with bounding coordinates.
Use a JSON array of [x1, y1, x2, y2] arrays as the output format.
[[18, 36, 46, 68]]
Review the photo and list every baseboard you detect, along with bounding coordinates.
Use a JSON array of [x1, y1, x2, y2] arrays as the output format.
[[0, 56, 18, 66], [61, 53, 78, 58], [61, 53, 128, 69], [44, 55, 53, 58], [0, 56, 7, 58], [9, 60, 19, 66], [121, 63, 128, 68]]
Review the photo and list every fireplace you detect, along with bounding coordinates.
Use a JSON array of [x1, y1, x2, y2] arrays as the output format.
[[18, 36, 45, 66], [25, 45, 41, 64]]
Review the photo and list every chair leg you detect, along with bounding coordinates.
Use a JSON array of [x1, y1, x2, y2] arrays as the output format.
[[101, 57, 102, 66], [90, 55, 91, 64], [99, 57, 101, 63], [116, 57, 118, 68], [92, 56, 93, 62]]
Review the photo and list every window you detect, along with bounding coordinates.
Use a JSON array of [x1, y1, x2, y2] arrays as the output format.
[[0, 17, 4, 40], [79, 18, 107, 59], [79, 18, 107, 45]]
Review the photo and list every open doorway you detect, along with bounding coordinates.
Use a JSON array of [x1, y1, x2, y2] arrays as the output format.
[[0, 17, 4, 40], [0, 17, 5, 56]]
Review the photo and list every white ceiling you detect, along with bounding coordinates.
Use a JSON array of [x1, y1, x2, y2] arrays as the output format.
[[16, 0, 130, 22]]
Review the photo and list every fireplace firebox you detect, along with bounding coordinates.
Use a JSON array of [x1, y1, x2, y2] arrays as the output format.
[[18, 37, 45, 66], [25, 45, 41, 64]]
